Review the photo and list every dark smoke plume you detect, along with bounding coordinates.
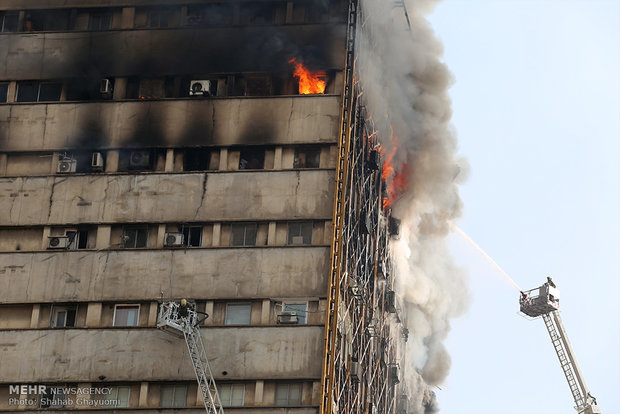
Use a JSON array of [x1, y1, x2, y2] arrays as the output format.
[[358, 0, 468, 412]]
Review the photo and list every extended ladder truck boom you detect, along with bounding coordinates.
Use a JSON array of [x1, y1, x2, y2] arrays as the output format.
[[157, 300, 224, 414], [519, 279, 601, 414]]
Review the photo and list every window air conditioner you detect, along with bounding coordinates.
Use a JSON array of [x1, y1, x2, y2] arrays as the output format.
[[57, 158, 77, 173], [91, 152, 104, 171], [129, 151, 151, 168], [100, 78, 113, 94], [48, 236, 70, 249], [189, 80, 211, 96], [277, 311, 299, 324], [164, 232, 184, 247]]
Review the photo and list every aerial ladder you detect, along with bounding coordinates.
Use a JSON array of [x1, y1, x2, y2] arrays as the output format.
[[519, 279, 601, 414], [157, 299, 224, 414]]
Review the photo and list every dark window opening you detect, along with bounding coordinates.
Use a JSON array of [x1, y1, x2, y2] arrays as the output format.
[[181, 226, 202, 247], [126, 77, 140, 99], [16, 82, 38, 102], [38, 83, 63, 101], [244, 76, 272, 96], [294, 147, 321, 168], [239, 148, 265, 170], [139, 78, 165, 100], [51, 306, 77, 328], [148, 9, 172, 28], [183, 148, 211, 171], [231, 223, 257, 246], [65, 229, 90, 249], [0, 83, 8, 103], [66, 78, 100, 101], [118, 149, 159, 172], [26, 10, 71, 31], [187, 4, 234, 26], [16, 82, 62, 102], [122, 227, 149, 248], [240, 2, 283, 25], [89, 12, 113, 30], [287, 222, 313, 245], [0, 12, 18, 32]]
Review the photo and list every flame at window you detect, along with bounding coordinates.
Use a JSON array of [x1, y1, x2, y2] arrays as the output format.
[[289, 57, 326, 94]]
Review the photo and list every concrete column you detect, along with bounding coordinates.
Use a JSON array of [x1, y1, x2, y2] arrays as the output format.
[[261, 300, 271, 324], [77, 383, 92, 407], [120, 7, 135, 28], [218, 148, 228, 170], [203, 301, 214, 325], [267, 222, 277, 246], [7, 81, 17, 103], [212, 223, 221, 246], [50, 152, 61, 174], [273, 147, 283, 169], [30, 304, 40, 328], [319, 146, 332, 168], [164, 149, 175, 172], [105, 150, 119, 172], [138, 382, 149, 408], [0, 153, 7, 175], [112, 78, 127, 100], [85, 303, 102, 327], [196, 387, 203, 406], [254, 380, 264, 405], [285, 2, 294, 23], [156, 224, 166, 248], [41, 226, 51, 250], [96, 225, 111, 249], [148, 301, 159, 326]]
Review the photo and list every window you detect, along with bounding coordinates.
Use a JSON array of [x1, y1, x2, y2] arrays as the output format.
[[16, 82, 62, 102], [183, 148, 211, 171], [181, 226, 202, 247], [231, 223, 257, 246], [40, 386, 67, 409], [239, 148, 265, 169], [89, 12, 113, 31], [244, 76, 272, 96], [0, 12, 18, 32], [122, 227, 148, 248], [274, 383, 302, 406], [294, 147, 321, 168], [66, 229, 90, 249], [51, 306, 77, 328], [113, 305, 140, 327], [26, 10, 71, 31], [187, 4, 234, 26], [219, 384, 244, 407], [225, 304, 251, 325], [139, 78, 165, 99], [105, 386, 130, 408], [283, 302, 307, 324], [239, 2, 281, 25], [287, 222, 313, 245], [148, 9, 172, 28], [160, 384, 187, 407], [0, 83, 8, 103]]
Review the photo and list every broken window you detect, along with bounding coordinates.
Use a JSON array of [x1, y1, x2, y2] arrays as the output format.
[[113, 305, 140, 327], [239, 148, 265, 170], [183, 148, 210, 171], [287, 222, 313, 245], [274, 383, 302, 406], [65, 229, 90, 249], [181, 226, 202, 247], [294, 147, 321, 168], [16, 82, 62, 102], [219, 384, 245, 407], [122, 226, 149, 248], [231, 223, 257, 246], [0, 12, 18, 32], [50, 305, 77, 328], [88, 11, 113, 30], [225, 303, 251, 325], [160, 385, 187, 407], [0, 83, 8, 102]]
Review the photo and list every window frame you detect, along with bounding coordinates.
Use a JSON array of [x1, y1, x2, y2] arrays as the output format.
[[39, 385, 67, 409], [218, 383, 245, 407], [0, 82, 9, 103], [104, 386, 130, 408], [274, 383, 302, 406], [231, 223, 258, 246], [181, 225, 202, 247], [225, 303, 252, 326], [122, 226, 149, 248], [113, 304, 141, 327], [0, 12, 19, 32], [88, 11, 113, 31], [287, 221, 313, 245], [160, 384, 187, 408], [50, 305, 78, 328], [294, 147, 321, 169], [16, 81, 63, 103]]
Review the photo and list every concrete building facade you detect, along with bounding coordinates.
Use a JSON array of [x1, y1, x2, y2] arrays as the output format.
[[0, 1, 411, 413]]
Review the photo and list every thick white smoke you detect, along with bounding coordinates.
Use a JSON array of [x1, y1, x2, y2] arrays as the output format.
[[357, 0, 468, 412]]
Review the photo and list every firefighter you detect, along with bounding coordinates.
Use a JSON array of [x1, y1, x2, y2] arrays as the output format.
[[179, 298, 189, 317], [547, 276, 556, 288]]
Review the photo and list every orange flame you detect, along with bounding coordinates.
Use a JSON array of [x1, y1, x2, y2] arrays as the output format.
[[289, 57, 326, 94], [378, 131, 409, 209]]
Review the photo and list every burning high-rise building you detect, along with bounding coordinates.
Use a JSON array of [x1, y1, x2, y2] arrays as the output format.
[[0, 0, 463, 413]]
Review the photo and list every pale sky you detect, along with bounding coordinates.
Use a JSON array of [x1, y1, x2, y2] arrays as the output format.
[[427, 1, 619, 413]]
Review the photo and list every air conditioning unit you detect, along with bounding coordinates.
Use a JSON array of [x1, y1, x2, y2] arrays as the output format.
[[57, 158, 77, 173], [189, 80, 211, 96], [277, 311, 299, 324], [91, 152, 104, 171], [350, 361, 361, 382], [291, 236, 305, 244], [164, 232, 184, 247], [129, 151, 151, 168], [100, 78, 113, 94], [48, 236, 70, 249]]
